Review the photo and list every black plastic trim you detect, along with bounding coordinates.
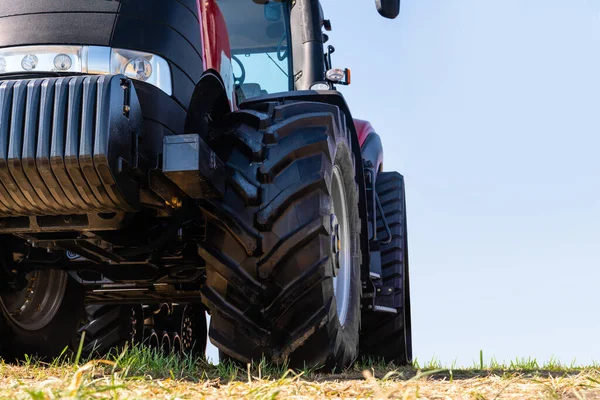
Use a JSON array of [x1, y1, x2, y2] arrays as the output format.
[[362, 132, 384, 174]]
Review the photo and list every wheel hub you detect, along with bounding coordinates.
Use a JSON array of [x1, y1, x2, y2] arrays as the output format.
[[331, 165, 352, 326], [181, 313, 194, 351], [331, 214, 341, 275], [0, 269, 68, 331]]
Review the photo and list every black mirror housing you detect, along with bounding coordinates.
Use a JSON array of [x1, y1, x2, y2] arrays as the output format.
[[375, 0, 401, 19], [264, 3, 282, 21]]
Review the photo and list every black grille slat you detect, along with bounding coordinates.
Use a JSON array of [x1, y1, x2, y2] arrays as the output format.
[[0, 74, 142, 217], [65, 77, 102, 211], [80, 76, 116, 210], [7, 80, 45, 213], [22, 80, 41, 165], [51, 77, 89, 211], [37, 79, 76, 212], [23, 79, 64, 214], [0, 81, 23, 215]]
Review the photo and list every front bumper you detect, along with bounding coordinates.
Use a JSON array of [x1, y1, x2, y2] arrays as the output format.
[[0, 74, 143, 218]]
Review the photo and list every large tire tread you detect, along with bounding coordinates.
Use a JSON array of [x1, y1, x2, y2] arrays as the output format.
[[202, 101, 361, 369]]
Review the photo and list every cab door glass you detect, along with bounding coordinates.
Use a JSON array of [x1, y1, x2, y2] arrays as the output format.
[[217, 0, 292, 103]]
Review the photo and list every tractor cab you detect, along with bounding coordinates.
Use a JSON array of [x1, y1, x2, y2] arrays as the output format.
[[217, 0, 399, 104], [217, 0, 293, 103]]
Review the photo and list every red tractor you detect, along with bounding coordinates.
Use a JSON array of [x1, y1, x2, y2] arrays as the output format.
[[0, 0, 411, 370]]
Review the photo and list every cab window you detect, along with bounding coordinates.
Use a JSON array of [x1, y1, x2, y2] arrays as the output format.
[[217, 0, 292, 103]]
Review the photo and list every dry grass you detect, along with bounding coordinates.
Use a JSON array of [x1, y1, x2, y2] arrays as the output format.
[[1, 360, 599, 399]]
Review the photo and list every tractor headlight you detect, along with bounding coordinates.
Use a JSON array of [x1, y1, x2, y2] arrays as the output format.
[[53, 54, 73, 71], [0, 45, 172, 96], [110, 49, 171, 94], [0, 46, 85, 74]]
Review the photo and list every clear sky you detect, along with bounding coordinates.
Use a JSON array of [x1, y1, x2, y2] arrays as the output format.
[[322, 0, 600, 366]]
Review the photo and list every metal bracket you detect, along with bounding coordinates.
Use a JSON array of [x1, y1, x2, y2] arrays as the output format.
[[362, 161, 399, 314], [162, 134, 226, 199]]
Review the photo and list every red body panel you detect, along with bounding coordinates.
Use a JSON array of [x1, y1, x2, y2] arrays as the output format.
[[354, 119, 376, 147], [197, 0, 235, 108]]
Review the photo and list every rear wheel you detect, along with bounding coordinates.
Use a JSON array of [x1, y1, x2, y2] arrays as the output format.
[[0, 269, 85, 360], [145, 304, 208, 356], [360, 172, 412, 365], [179, 304, 208, 357], [78, 304, 145, 358], [201, 101, 362, 370]]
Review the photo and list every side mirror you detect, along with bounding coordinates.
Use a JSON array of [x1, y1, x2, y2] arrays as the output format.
[[264, 3, 282, 22], [375, 0, 400, 19]]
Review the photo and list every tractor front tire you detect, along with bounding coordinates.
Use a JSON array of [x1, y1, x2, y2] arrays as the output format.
[[201, 101, 362, 370]]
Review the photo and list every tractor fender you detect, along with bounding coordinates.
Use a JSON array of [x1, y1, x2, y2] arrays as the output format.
[[242, 90, 372, 281], [184, 70, 231, 135], [359, 130, 384, 175], [197, 0, 236, 108], [354, 119, 376, 147]]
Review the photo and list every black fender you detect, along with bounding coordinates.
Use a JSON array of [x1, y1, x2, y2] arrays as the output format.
[[242, 90, 372, 282], [184, 71, 231, 136], [361, 132, 384, 175], [361, 131, 384, 251]]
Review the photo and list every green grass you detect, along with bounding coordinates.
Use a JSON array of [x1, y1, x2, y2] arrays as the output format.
[[8, 344, 600, 381], [0, 345, 599, 399], [404, 350, 599, 374]]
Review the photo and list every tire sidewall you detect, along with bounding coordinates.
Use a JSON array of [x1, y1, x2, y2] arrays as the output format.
[[329, 138, 362, 366]]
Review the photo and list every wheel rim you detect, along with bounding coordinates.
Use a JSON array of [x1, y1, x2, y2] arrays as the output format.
[[0, 269, 67, 331], [331, 165, 352, 326]]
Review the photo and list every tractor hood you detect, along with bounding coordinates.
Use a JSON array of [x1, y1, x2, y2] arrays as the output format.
[[0, 1, 121, 49], [0, 0, 203, 85]]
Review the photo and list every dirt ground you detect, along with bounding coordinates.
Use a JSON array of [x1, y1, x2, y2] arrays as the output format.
[[1, 364, 599, 399]]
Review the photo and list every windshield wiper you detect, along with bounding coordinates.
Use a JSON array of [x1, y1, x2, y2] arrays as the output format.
[[266, 53, 288, 77]]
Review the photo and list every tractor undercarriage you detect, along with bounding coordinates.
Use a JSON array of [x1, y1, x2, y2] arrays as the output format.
[[6, 205, 210, 304], [0, 74, 212, 307]]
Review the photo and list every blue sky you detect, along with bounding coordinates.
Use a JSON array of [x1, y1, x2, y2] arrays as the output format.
[[322, 0, 600, 366]]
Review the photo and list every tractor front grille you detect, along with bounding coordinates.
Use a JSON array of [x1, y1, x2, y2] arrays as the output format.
[[0, 74, 142, 217]]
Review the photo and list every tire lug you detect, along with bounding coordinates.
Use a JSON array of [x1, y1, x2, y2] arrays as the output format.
[[331, 236, 338, 255]]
